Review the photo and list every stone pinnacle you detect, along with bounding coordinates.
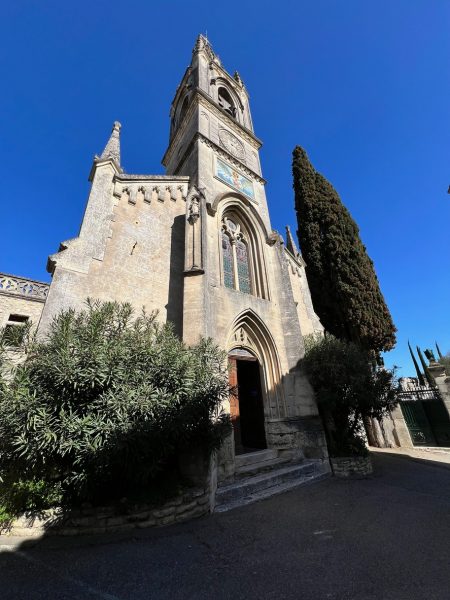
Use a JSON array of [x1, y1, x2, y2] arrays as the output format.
[[100, 121, 121, 165]]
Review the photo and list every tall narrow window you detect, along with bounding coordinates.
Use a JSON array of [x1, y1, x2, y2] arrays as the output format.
[[221, 217, 254, 295], [222, 233, 235, 289], [236, 239, 251, 294]]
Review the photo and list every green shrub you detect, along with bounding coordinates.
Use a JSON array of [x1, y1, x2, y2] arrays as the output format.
[[0, 300, 230, 508], [0, 478, 63, 515], [303, 335, 398, 456], [0, 504, 14, 526]]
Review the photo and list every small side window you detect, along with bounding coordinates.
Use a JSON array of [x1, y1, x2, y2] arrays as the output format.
[[3, 314, 29, 346]]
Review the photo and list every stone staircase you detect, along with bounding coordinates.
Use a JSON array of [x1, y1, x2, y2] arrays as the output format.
[[214, 449, 330, 513]]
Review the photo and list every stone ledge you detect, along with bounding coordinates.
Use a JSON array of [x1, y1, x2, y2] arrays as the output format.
[[330, 455, 373, 478], [0, 488, 210, 538]]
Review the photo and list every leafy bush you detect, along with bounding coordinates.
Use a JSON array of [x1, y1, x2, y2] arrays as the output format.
[[0, 300, 230, 509], [0, 504, 14, 526], [1, 478, 63, 514], [303, 335, 398, 456]]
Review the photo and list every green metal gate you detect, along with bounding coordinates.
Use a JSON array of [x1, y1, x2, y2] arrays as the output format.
[[422, 400, 450, 447], [400, 401, 436, 446], [399, 388, 450, 448]]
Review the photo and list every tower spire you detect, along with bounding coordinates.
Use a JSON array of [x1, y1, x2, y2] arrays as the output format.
[[100, 121, 121, 166], [285, 225, 300, 257], [193, 33, 216, 62]]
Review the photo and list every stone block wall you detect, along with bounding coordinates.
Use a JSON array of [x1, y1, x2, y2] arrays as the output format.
[[1, 487, 211, 538], [39, 165, 190, 336], [0, 288, 47, 332], [330, 455, 373, 478]]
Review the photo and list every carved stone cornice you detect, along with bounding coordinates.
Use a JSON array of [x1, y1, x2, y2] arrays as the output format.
[[115, 174, 190, 182], [0, 273, 49, 303], [112, 178, 189, 204]]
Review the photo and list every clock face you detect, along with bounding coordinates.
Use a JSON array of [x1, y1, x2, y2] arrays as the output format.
[[219, 129, 245, 160]]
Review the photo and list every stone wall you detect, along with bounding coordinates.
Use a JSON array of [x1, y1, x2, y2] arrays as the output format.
[[330, 455, 373, 478], [1, 487, 210, 538], [429, 362, 450, 419], [39, 164, 190, 336], [0, 274, 48, 332], [265, 416, 328, 459]]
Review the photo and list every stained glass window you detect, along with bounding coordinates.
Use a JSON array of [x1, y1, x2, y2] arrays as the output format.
[[236, 239, 251, 294], [226, 218, 237, 232], [222, 233, 235, 289]]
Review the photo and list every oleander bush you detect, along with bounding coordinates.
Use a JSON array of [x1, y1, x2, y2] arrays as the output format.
[[0, 300, 230, 513]]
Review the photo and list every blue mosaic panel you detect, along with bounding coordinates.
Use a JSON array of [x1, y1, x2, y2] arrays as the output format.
[[236, 240, 251, 294], [216, 158, 255, 200], [222, 234, 235, 289]]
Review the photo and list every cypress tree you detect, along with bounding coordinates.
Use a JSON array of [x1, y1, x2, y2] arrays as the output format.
[[292, 146, 396, 353], [416, 346, 435, 387], [408, 341, 426, 386]]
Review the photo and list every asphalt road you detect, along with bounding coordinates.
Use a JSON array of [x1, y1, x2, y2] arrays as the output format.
[[1, 452, 449, 600]]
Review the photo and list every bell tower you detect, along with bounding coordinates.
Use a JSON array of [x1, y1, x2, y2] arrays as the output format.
[[162, 35, 271, 233], [163, 36, 278, 349]]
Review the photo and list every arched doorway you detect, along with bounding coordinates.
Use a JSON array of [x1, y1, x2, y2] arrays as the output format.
[[228, 348, 267, 455]]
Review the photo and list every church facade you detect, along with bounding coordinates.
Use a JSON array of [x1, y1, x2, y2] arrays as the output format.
[[0, 36, 329, 489]]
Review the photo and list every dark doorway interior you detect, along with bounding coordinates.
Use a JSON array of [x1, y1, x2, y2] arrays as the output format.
[[229, 354, 267, 455]]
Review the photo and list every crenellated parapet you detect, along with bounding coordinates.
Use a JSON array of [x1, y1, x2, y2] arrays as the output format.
[[112, 175, 189, 205], [0, 273, 49, 302]]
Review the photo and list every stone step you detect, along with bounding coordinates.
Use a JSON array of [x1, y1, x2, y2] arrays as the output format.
[[235, 456, 292, 478], [215, 461, 329, 512], [234, 449, 278, 469], [214, 470, 330, 513]]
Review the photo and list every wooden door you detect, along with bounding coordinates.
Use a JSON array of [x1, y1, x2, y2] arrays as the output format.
[[228, 356, 243, 454]]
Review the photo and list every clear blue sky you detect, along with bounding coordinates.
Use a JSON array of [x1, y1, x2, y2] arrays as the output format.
[[1, 1, 449, 375]]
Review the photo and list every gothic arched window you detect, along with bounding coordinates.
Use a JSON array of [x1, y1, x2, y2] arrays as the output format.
[[218, 87, 236, 118], [221, 217, 252, 295]]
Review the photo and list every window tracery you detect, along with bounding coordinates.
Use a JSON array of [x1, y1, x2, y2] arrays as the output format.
[[221, 217, 252, 294]]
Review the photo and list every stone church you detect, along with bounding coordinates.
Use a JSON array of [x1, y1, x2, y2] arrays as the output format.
[[0, 36, 330, 505]]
